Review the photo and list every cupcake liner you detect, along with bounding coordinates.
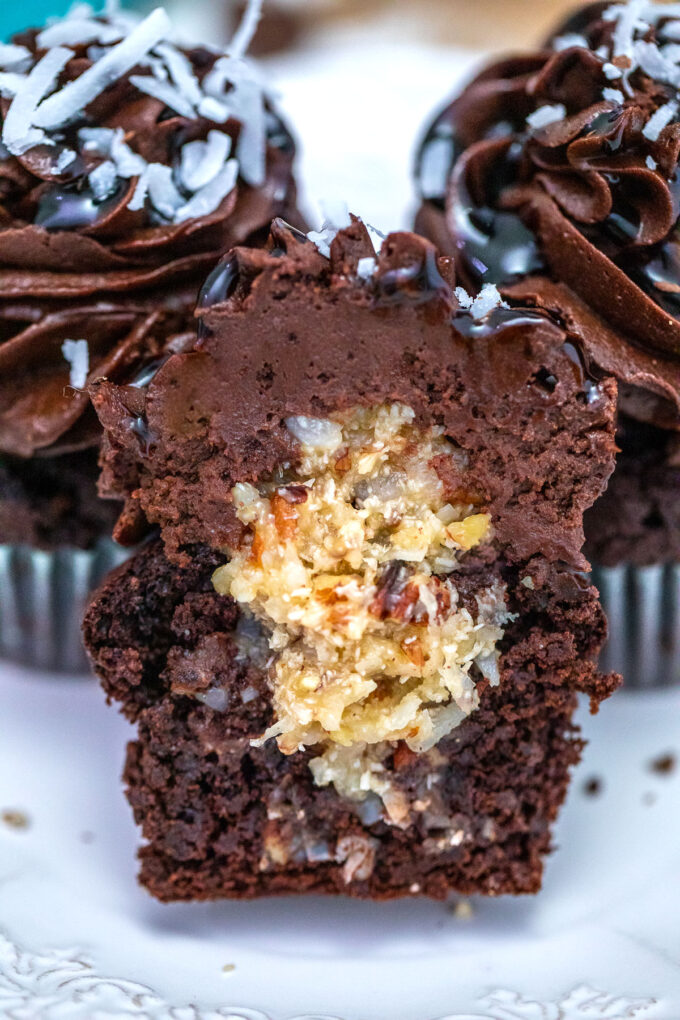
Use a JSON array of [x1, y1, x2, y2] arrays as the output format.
[[593, 563, 680, 688], [0, 540, 128, 674]]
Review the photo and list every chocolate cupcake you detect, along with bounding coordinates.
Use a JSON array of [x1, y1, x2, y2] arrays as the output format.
[[415, 0, 680, 687], [84, 219, 619, 901], [0, 3, 301, 671]]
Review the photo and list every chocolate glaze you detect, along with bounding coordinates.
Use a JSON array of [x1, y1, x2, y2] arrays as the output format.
[[0, 18, 302, 467], [91, 218, 617, 574], [415, 4, 680, 430]]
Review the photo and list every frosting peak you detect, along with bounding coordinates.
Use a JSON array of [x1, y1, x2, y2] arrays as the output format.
[[416, 0, 680, 425], [0, 3, 301, 460]]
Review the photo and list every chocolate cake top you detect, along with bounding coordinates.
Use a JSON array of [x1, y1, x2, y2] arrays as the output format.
[[415, 0, 680, 429], [0, 1, 298, 458], [91, 217, 617, 568]]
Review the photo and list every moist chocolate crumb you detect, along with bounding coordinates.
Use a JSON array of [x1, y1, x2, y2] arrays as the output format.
[[2, 809, 30, 830], [649, 753, 677, 776], [583, 776, 603, 797]]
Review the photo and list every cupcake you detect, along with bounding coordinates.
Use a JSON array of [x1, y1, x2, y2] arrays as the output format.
[[84, 219, 619, 901], [415, 0, 680, 687], [0, 2, 301, 671]]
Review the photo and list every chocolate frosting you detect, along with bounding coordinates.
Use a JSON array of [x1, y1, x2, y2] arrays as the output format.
[[91, 218, 617, 575], [415, 1, 680, 428], [0, 17, 301, 460]]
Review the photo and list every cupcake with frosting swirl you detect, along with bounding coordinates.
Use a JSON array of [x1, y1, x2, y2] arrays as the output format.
[[415, 0, 680, 687], [0, 1, 302, 672]]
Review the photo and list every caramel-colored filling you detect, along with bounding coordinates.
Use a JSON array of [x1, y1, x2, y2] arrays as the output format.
[[213, 404, 511, 816]]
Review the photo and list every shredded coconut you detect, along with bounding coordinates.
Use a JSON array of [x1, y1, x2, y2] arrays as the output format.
[[229, 0, 264, 58], [526, 103, 566, 130], [179, 131, 232, 192], [602, 87, 624, 102], [3, 46, 72, 155], [36, 17, 123, 49], [61, 339, 90, 389], [175, 158, 238, 222], [307, 201, 353, 257], [454, 286, 474, 309], [469, 284, 508, 319], [357, 256, 377, 280], [553, 32, 590, 51], [154, 41, 202, 108], [643, 100, 678, 140], [646, 154, 658, 169], [89, 159, 117, 200], [33, 9, 172, 129], [128, 72, 195, 118], [0, 44, 32, 72], [2, 3, 272, 222]]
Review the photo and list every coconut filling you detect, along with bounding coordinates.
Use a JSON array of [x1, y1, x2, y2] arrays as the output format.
[[212, 403, 512, 823]]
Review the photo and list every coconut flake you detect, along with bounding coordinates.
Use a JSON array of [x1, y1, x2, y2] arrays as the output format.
[[179, 130, 231, 191], [634, 38, 680, 86], [128, 169, 149, 211], [286, 416, 343, 451], [606, 0, 649, 63], [175, 157, 238, 222], [128, 72, 195, 118], [229, 0, 264, 58], [145, 162, 183, 219], [37, 17, 123, 49], [526, 103, 566, 130], [469, 284, 508, 319], [602, 61, 623, 79], [89, 159, 118, 200], [357, 256, 377, 280], [56, 147, 77, 172], [197, 95, 229, 123], [33, 8, 172, 129], [3, 46, 72, 155], [454, 286, 474, 309], [552, 32, 589, 52], [232, 77, 265, 186], [602, 87, 624, 102], [0, 44, 32, 72], [0, 73, 27, 99], [110, 128, 147, 178], [61, 338, 90, 389], [307, 201, 352, 257], [154, 41, 202, 108], [643, 100, 678, 140], [78, 125, 115, 154]]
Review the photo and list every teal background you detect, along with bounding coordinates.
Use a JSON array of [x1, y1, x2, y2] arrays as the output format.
[[0, 1, 137, 41]]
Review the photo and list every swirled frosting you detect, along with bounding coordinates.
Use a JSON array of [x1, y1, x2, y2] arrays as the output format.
[[0, 4, 300, 458], [415, 0, 680, 427]]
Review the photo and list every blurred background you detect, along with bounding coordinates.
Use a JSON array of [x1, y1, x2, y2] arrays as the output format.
[[0, 0, 593, 53]]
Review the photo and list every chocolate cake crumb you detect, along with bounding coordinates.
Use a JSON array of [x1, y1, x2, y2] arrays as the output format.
[[2, 809, 30, 830], [650, 753, 677, 776], [583, 776, 603, 797]]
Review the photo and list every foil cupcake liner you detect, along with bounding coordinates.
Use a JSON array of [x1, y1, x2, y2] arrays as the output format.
[[0, 540, 128, 674], [593, 563, 680, 688]]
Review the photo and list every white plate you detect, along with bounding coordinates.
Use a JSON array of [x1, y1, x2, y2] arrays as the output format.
[[2, 23, 680, 1020]]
